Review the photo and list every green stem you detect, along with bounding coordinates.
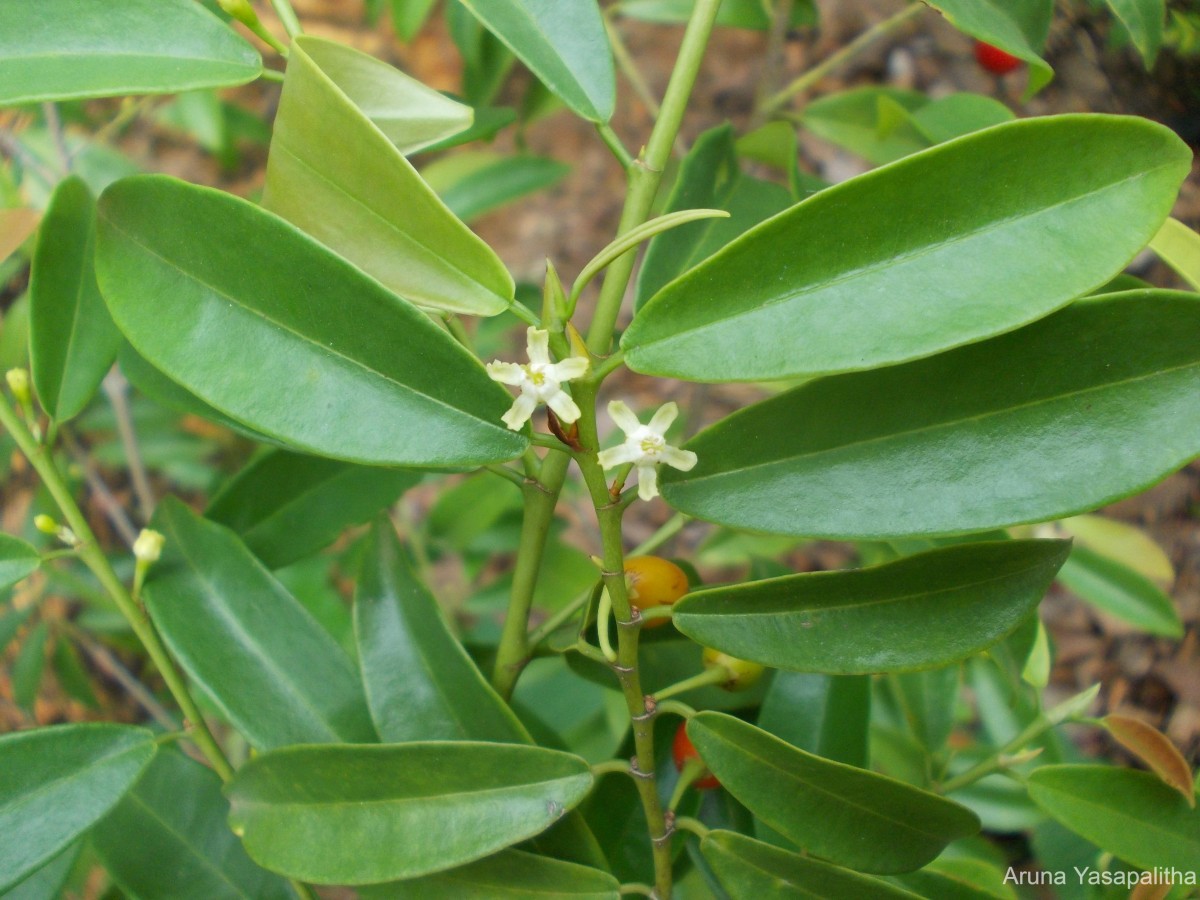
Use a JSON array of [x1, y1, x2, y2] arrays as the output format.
[[761, 2, 924, 117], [597, 123, 635, 169], [585, 0, 725, 356], [653, 665, 727, 702], [268, 0, 302, 37], [656, 699, 697, 720], [629, 512, 688, 556], [669, 758, 707, 811], [442, 314, 474, 352], [592, 758, 634, 778], [674, 816, 711, 840], [619, 885, 656, 898], [528, 583, 596, 647], [0, 393, 234, 782], [592, 348, 626, 383], [606, 17, 661, 118], [484, 463, 525, 487]]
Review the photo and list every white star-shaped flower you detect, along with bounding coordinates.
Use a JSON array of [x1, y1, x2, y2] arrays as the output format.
[[486, 328, 589, 431], [597, 400, 698, 501]]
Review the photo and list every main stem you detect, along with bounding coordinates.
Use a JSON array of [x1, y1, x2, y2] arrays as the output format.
[[0, 394, 235, 781]]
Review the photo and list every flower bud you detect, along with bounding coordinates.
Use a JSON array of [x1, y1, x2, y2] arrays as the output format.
[[34, 514, 58, 535], [5, 368, 30, 403], [218, 0, 260, 27], [133, 529, 165, 564]]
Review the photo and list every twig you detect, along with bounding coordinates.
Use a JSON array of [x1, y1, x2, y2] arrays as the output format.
[[63, 622, 179, 731], [61, 429, 139, 549], [102, 369, 155, 522]]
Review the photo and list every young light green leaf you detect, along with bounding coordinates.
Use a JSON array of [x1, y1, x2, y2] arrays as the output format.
[[0, 724, 156, 892], [144, 497, 377, 749], [354, 520, 528, 744], [1055, 545, 1182, 637], [0, 209, 39, 263], [687, 713, 980, 873], [206, 450, 420, 569], [226, 743, 594, 884], [29, 177, 122, 423], [1028, 765, 1200, 870], [361, 849, 620, 899], [0, 0, 261, 105], [92, 750, 293, 900], [456, 0, 615, 122], [702, 831, 922, 899], [625, 116, 1190, 382], [573, 208, 729, 305], [675, 541, 1069, 673], [757, 672, 870, 769], [1150, 217, 1200, 290], [924, 0, 1054, 94], [1057, 514, 1174, 585], [264, 36, 514, 317], [662, 293, 1200, 538], [0, 535, 39, 594], [617, 0, 817, 30], [1105, 0, 1165, 66], [97, 175, 526, 467]]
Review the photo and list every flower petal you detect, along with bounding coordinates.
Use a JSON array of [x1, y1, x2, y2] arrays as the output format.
[[661, 446, 698, 472], [486, 361, 526, 385], [546, 390, 582, 424], [501, 393, 538, 431], [548, 356, 589, 382], [648, 401, 679, 434], [636, 465, 660, 501], [526, 327, 551, 365], [598, 441, 640, 470], [607, 400, 642, 436]]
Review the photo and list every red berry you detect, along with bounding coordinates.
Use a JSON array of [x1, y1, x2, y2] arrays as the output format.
[[974, 40, 1022, 75], [672, 723, 720, 790]]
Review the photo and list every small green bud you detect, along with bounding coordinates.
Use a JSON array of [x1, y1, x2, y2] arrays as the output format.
[[5, 368, 30, 403], [34, 514, 59, 535], [218, 0, 260, 27], [133, 528, 165, 564]]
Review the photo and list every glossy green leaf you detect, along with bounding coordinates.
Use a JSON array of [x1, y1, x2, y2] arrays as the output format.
[[0, 842, 79, 900], [362, 849, 620, 898], [675, 541, 1068, 673], [925, 0, 1053, 93], [702, 831, 921, 898], [757, 672, 870, 768], [1055, 544, 1182, 636], [97, 175, 526, 467], [635, 125, 793, 309], [264, 36, 513, 317], [893, 664, 961, 752], [93, 750, 292, 900], [0, 535, 39, 594], [0, 724, 156, 892], [1105, 0, 1164, 65], [626, 116, 1189, 383], [419, 106, 518, 154], [144, 497, 376, 749], [227, 742, 594, 884], [12, 622, 48, 712], [1150, 217, 1200, 290], [663, 293, 1200, 538], [687, 713, 980, 873], [0, 0, 261, 105], [206, 450, 419, 568], [354, 520, 528, 743], [894, 858, 1017, 899], [426, 153, 570, 223], [618, 0, 816, 29], [29, 177, 121, 422], [0, 209, 38, 263], [456, 0, 614, 122], [1028, 765, 1200, 870]]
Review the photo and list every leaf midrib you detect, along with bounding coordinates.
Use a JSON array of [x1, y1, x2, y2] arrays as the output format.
[[0, 49, 255, 68], [0, 739, 147, 820]]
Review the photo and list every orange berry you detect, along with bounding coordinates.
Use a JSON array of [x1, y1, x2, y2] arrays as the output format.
[[623, 556, 689, 627]]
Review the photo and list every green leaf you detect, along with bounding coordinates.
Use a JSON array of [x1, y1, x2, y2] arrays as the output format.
[[663, 292, 1200, 538], [687, 713, 980, 874], [12, 622, 48, 712], [264, 36, 514, 317], [0, 606, 34, 655], [925, 0, 1054, 94], [447, 1, 514, 107], [226, 742, 594, 884], [635, 125, 793, 309], [361, 849, 620, 898], [0, 842, 80, 900], [702, 831, 921, 898], [1150, 217, 1200, 290], [893, 858, 1017, 899], [1028, 765, 1200, 870], [0, 0, 261, 105], [1105, 0, 1165, 66], [425, 152, 570, 223], [624, 116, 1190, 382], [1058, 514, 1173, 585], [618, 0, 817, 30], [97, 175, 526, 467], [757, 673, 870, 768], [675, 541, 1068, 673], [0, 535, 39, 594], [455, 0, 614, 122], [0, 724, 156, 892], [391, 0, 440, 41], [354, 520, 528, 743], [93, 750, 292, 900], [144, 497, 376, 749], [1056, 544, 1182, 636], [206, 450, 420, 568], [51, 638, 99, 709], [29, 177, 121, 422]]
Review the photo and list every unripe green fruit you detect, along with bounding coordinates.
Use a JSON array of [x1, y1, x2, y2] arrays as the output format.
[[702, 647, 765, 692]]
